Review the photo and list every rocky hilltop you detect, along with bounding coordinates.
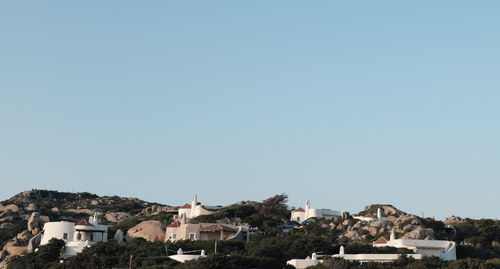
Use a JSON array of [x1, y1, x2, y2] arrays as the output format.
[[0, 189, 175, 262], [0, 190, 499, 269]]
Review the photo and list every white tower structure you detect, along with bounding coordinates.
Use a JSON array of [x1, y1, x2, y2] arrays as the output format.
[[190, 195, 198, 219]]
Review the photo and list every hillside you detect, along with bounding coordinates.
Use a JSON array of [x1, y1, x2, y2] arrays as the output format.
[[0, 190, 174, 250], [0, 190, 499, 269]]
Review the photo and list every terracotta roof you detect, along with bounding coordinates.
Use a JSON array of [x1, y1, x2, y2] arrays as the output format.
[[167, 221, 181, 228], [373, 236, 388, 245], [292, 207, 305, 212], [179, 204, 191, 209], [199, 224, 237, 233], [75, 220, 94, 227]]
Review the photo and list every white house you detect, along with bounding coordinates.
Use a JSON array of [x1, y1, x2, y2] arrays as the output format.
[[165, 217, 249, 242], [168, 248, 206, 263], [286, 253, 323, 269], [290, 200, 343, 223], [40, 213, 108, 256], [288, 231, 456, 267], [177, 195, 216, 220], [287, 248, 421, 268], [373, 229, 456, 261], [332, 246, 423, 264], [353, 208, 387, 222]]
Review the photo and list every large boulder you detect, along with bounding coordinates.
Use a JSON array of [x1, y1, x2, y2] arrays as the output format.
[[386, 216, 397, 223], [126, 220, 165, 242], [382, 206, 398, 215], [402, 228, 423, 239], [50, 207, 60, 214], [402, 224, 414, 232], [105, 212, 130, 223], [2, 241, 27, 257], [25, 203, 37, 211], [395, 214, 418, 226], [27, 212, 42, 232], [342, 219, 353, 227], [345, 231, 361, 241], [140, 205, 172, 216], [65, 208, 95, 215], [369, 227, 379, 237], [411, 218, 422, 225], [16, 230, 31, 241], [370, 220, 385, 228], [444, 216, 462, 225], [4, 205, 19, 213]]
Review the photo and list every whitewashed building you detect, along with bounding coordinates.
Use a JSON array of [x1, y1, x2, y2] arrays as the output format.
[[288, 231, 456, 268], [40, 213, 108, 256], [372, 229, 456, 261], [353, 208, 387, 222], [177, 195, 216, 220], [331, 246, 423, 264], [168, 248, 206, 263], [286, 253, 323, 268], [290, 200, 343, 223], [165, 217, 249, 242]]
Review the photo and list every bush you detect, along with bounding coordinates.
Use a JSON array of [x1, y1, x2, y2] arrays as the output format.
[[8, 238, 65, 269], [175, 253, 289, 269]]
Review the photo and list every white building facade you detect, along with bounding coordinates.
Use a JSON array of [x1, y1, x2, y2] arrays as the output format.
[[40, 213, 108, 256], [286, 253, 322, 269], [177, 195, 215, 220], [168, 248, 206, 263], [373, 230, 456, 261], [290, 200, 343, 223], [288, 232, 456, 268], [353, 208, 387, 222]]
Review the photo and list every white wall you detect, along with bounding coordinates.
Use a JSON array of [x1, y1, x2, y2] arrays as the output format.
[[41, 222, 75, 245]]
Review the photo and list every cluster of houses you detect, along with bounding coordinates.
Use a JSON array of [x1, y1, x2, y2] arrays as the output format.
[[165, 195, 249, 242], [32, 196, 456, 266], [288, 229, 456, 268]]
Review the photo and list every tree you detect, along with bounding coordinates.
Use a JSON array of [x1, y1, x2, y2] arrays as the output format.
[[8, 238, 65, 269]]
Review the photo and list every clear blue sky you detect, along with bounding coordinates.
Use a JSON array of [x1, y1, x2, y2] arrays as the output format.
[[1, 1, 499, 219]]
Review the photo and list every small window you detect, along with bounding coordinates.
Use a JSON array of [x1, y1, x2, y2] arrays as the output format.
[[168, 233, 176, 240], [296, 217, 300, 222], [77, 233, 82, 241], [63, 233, 68, 240], [189, 233, 196, 240], [90, 233, 94, 241]]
